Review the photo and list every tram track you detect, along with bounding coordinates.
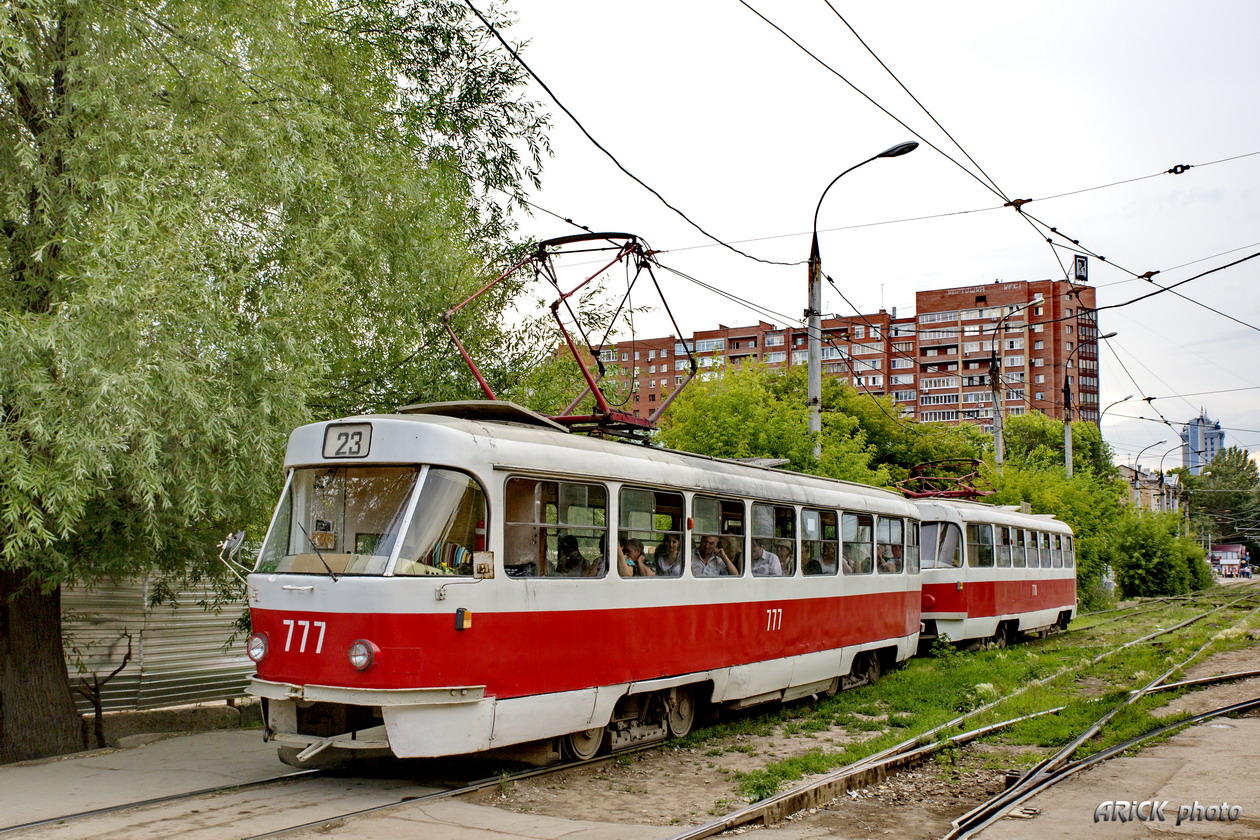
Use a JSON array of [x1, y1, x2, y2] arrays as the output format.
[[9, 591, 1256, 839], [663, 589, 1260, 840], [0, 742, 660, 840], [0, 771, 317, 835], [940, 592, 1260, 839]]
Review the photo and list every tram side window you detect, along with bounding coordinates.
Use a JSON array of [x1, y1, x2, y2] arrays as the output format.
[[802, 509, 840, 576], [921, 522, 962, 570], [1012, 528, 1028, 568], [1050, 533, 1064, 568], [1066, 534, 1076, 567], [258, 466, 419, 576], [619, 487, 684, 578], [1035, 532, 1048, 568], [842, 513, 874, 575], [905, 521, 921, 574], [691, 496, 744, 577], [751, 503, 794, 576], [504, 478, 607, 578], [967, 523, 994, 568], [995, 525, 1013, 568], [877, 517, 905, 574], [394, 469, 486, 576]]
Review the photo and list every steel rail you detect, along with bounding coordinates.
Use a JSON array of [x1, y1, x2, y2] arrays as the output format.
[[942, 593, 1260, 839], [236, 743, 667, 840], [667, 591, 1260, 839], [944, 694, 1260, 839], [0, 770, 317, 834]]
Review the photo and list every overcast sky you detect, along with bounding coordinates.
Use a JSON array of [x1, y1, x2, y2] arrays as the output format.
[[493, 1, 1260, 470]]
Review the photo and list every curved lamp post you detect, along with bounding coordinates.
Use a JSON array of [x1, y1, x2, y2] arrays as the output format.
[[1132, 439, 1167, 511], [1100, 393, 1134, 422], [1063, 330, 1117, 477], [1156, 442, 1183, 514], [808, 141, 918, 458], [1095, 393, 1134, 469]]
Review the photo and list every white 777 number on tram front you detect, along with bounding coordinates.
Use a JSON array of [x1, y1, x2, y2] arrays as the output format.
[[281, 619, 327, 653]]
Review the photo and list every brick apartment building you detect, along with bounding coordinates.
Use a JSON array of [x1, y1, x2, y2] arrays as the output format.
[[599, 278, 1100, 431]]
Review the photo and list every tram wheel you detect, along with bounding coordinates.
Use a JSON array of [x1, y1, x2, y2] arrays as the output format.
[[561, 727, 605, 761], [862, 653, 883, 684], [666, 688, 697, 738]]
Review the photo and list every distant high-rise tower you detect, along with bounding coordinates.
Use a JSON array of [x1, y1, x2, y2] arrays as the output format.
[[1181, 411, 1224, 475]]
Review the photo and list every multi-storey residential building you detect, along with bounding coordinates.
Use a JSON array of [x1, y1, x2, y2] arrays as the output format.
[[599, 278, 1100, 431]]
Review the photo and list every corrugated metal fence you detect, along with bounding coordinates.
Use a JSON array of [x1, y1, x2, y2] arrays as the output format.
[[61, 578, 253, 713]]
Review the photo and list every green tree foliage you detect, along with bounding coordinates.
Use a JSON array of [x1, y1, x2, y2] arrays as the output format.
[[1107, 512, 1209, 598], [1179, 448, 1260, 556], [1001, 411, 1114, 477], [657, 364, 889, 485], [822, 378, 987, 483], [1, 0, 547, 761], [983, 462, 1129, 608], [657, 363, 989, 487]]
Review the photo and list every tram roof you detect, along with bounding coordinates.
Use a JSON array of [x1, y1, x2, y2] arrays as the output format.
[[288, 401, 916, 513], [913, 497, 1071, 532]]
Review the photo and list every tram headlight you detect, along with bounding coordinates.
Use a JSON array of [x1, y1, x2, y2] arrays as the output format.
[[246, 633, 268, 663], [348, 639, 380, 671]]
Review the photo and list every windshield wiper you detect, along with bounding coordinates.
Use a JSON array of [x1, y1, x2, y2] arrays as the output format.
[[296, 520, 339, 582]]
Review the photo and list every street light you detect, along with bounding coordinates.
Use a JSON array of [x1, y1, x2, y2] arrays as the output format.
[[1099, 394, 1134, 423], [1131, 438, 1167, 509], [986, 299, 1037, 468], [808, 141, 918, 458], [1063, 330, 1117, 477], [1156, 442, 1183, 513]]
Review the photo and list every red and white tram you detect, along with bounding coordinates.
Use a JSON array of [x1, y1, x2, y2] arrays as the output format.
[[245, 402, 924, 765], [915, 499, 1077, 648]]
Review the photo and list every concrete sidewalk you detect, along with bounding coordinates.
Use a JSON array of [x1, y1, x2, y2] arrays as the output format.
[[0, 730, 285, 828], [0, 729, 672, 839], [974, 716, 1260, 839]]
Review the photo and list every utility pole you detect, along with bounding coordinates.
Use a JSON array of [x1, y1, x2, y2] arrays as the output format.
[[1062, 375, 1073, 477], [990, 349, 1004, 467], [806, 141, 918, 462], [807, 239, 823, 460]]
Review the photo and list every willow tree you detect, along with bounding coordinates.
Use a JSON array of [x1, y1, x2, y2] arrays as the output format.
[[0, 0, 547, 761]]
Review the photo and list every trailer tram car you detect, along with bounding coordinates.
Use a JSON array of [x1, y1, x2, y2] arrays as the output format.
[[245, 402, 925, 766], [915, 498, 1076, 649]]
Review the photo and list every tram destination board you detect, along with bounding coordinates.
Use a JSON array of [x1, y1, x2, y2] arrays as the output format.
[[322, 422, 372, 458]]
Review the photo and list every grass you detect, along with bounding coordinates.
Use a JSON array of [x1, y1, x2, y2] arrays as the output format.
[[695, 585, 1260, 802]]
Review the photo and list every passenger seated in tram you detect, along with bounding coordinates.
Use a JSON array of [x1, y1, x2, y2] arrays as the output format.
[[616, 537, 654, 577], [751, 539, 783, 576], [843, 543, 872, 574], [878, 544, 904, 574], [654, 534, 684, 577], [776, 540, 795, 575], [555, 534, 603, 577], [693, 534, 739, 576], [804, 543, 839, 576]]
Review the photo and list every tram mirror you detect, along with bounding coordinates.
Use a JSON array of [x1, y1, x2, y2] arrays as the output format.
[[220, 530, 246, 562], [473, 551, 495, 580]]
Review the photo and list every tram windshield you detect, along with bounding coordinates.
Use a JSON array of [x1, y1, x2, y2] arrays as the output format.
[[257, 466, 486, 576], [258, 466, 418, 575]]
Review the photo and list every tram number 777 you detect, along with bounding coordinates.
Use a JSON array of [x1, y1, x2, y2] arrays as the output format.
[[282, 619, 327, 654], [765, 608, 783, 631]]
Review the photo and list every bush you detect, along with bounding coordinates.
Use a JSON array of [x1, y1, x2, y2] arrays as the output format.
[[1109, 513, 1200, 597]]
